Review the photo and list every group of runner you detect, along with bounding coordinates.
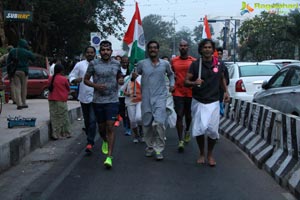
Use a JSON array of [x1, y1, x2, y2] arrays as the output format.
[[67, 38, 229, 169]]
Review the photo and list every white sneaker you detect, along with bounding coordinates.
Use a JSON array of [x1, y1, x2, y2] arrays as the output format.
[[133, 138, 139, 143]]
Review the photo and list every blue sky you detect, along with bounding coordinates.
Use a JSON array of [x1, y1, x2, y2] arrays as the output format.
[[109, 0, 300, 50]]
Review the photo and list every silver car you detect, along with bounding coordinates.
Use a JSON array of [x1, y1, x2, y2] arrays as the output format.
[[253, 64, 300, 116], [262, 59, 300, 68]]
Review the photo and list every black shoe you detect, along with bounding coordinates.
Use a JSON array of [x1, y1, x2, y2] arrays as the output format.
[[50, 136, 58, 140], [21, 105, 28, 108], [17, 106, 23, 110]]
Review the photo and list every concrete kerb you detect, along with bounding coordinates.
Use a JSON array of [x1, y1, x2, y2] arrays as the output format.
[[221, 99, 243, 138], [0, 106, 82, 174], [219, 97, 300, 198], [236, 103, 257, 150], [288, 118, 300, 198], [251, 107, 278, 168], [227, 100, 247, 140], [273, 114, 300, 187]]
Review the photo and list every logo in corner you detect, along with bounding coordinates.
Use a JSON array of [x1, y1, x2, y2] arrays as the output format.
[[241, 1, 254, 15]]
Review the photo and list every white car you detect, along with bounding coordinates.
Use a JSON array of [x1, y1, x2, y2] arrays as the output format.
[[226, 62, 280, 102]]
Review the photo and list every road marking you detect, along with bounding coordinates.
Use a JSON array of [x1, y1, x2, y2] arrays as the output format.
[[281, 192, 297, 200], [38, 148, 86, 200]]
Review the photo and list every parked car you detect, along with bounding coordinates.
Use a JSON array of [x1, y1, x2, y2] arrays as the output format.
[[4, 66, 50, 99], [262, 59, 300, 68], [253, 64, 300, 116], [227, 62, 280, 101]]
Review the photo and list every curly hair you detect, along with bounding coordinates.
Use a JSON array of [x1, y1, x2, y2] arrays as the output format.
[[198, 39, 215, 55]]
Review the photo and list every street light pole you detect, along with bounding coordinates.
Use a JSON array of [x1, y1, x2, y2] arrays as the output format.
[[173, 13, 176, 56], [200, 18, 240, 62], [233, 20, 237, 63], [232, 18, 240, 63], [168, 13, 186, 56]]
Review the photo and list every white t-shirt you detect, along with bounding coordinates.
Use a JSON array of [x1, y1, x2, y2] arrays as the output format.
[[49, 63, 55, 76], [68, 60, 94, 103]]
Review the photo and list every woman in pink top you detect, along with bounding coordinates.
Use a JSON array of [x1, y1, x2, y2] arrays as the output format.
[[48, 64, 71, 140]]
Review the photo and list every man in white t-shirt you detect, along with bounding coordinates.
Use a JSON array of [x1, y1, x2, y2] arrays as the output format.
[[49, 59, 61, 76], [69, 46, 97, 153]]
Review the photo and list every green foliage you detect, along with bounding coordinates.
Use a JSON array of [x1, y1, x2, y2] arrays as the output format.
[[193, 24, 203, 44], [141, 14, 174, 58], [140, 14, 200, 58], [0, 47, 6, 57], [238, 11, 298, 61], [2, 0, 126, 59], [176, 27, 198, 57]]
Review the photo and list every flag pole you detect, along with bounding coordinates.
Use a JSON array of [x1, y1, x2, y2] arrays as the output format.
[[133, 59, 137, 97], [197, 56, 202, 87]]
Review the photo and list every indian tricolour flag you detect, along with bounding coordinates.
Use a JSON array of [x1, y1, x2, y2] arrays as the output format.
[[201, 15, 212, 39], [123, 2, 145, 73]]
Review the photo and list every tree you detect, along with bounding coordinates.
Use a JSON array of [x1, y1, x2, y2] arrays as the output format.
[[238, 11, 295, 61], [141, 14, 174, 58], [286, 10, 300, 59], [176, 27, 198, 57], [1, 0, 126, 58], [193, 24, 203, 44], [0, 0, 6, 47]]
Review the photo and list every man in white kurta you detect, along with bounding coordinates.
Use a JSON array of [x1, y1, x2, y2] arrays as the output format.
[[134, 41, 175, 160]]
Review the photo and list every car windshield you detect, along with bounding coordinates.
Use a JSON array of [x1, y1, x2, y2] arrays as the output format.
[[239, 65, 279, 77]]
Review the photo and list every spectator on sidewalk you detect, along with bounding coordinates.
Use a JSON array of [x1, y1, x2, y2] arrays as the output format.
[[48, 64, 71, 140], [0, 45, 15, 103], [49, 58, 61, 76], [0, 45, 14, 67], [69, 46, 97, 153], [7, 39, 35, 110]]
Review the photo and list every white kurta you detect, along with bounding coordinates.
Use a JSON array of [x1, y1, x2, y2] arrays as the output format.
[[137, 58, 175, 126]]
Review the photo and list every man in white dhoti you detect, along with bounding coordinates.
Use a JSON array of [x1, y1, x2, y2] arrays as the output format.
[[184, 39, 229, 166], [133, 40, 175, 161]]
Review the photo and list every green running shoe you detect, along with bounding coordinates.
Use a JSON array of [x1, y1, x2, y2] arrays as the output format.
[[102, 141, 108, 155], [178, 140, 185, 152], [104, 156, 113, 169], [155, 152, 164, 161], [184, 131, 191, 143]]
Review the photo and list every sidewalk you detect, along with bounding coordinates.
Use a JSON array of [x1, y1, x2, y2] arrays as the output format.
[[0, 99, 82, 173]]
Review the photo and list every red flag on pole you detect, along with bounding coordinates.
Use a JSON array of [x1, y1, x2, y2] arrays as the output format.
[[123, 2, 145, 73], [201, 15, 211, 39]]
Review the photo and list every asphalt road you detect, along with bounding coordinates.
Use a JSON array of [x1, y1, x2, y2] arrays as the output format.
[[20, 126, 294, 200]]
